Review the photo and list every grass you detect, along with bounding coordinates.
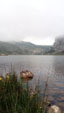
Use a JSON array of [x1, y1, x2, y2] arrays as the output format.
[[0, 73, 49, 113]]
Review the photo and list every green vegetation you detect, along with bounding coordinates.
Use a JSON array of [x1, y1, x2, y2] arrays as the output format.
[[0, 41, 52, 55], [0, 73, 48, 113]]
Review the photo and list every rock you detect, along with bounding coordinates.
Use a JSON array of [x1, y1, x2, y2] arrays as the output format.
[[48, 105, 62, 113], [20, 70, 34, 79]]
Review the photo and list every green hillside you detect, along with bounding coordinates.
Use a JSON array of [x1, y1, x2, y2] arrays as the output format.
[[0, 41, 52, 55]]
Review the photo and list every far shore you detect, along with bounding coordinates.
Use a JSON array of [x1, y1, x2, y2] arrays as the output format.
[[0, 54, 64, 56]]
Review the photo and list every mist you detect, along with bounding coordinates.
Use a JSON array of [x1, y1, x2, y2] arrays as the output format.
[[0, 0, 64, 45]]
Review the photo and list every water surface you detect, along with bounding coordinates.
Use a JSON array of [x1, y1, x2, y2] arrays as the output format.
[[0, 55, 64, 110]]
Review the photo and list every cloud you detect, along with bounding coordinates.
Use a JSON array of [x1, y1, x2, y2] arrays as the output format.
[[23, 36, 55, 45], [0, 0, 64, 45]]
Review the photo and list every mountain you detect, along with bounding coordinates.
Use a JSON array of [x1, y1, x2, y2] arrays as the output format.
[[53, 37, 64, 54], [0, 41, 23, 55], [0, 41, 52, 55]]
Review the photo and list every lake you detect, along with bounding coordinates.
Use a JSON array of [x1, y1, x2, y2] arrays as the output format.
[[0, 55, 64, 111]]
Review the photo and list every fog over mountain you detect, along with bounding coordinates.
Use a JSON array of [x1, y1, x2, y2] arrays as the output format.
[[0, 37, 64, 55], [53, 37, 64, 53]]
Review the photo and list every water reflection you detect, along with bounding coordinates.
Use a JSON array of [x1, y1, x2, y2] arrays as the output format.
[[48, 56, 64, 111], [0, 55, 64, 110]]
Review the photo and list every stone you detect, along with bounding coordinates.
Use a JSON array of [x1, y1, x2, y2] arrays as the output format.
[[48, 105, 62, 113], [20, 70, 34, 79]]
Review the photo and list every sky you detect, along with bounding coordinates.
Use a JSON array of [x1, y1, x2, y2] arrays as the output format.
[[0, 0, 64, 45]]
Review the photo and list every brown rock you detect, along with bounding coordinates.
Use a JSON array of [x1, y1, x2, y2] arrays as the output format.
[[20, 70, 34, 79]]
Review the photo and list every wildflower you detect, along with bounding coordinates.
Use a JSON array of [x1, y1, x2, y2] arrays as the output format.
[[40, 106, 42, 109], [0, 77, 3, 81], [6, 75, 10, 79]]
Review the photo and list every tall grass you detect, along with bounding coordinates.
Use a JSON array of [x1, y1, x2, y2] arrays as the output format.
[[0, 73, 49, 113]]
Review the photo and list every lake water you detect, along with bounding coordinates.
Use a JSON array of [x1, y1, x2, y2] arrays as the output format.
[[0, 55, 64, 111]]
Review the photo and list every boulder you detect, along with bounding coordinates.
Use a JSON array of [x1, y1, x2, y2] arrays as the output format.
[[48, 105, 62, 113], [20, 70, 34, 79]]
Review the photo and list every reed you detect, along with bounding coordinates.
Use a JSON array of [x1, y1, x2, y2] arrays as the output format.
[[0, 73, 48, 113]]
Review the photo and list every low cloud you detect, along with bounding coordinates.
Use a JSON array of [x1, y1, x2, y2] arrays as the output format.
[[0, 0, 64, 45]]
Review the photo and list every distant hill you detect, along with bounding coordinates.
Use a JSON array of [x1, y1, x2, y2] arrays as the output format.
[[0, 41, 52, 55]]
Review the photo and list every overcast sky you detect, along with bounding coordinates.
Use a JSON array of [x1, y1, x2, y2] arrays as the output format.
[[0, 0, 64, 45]]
